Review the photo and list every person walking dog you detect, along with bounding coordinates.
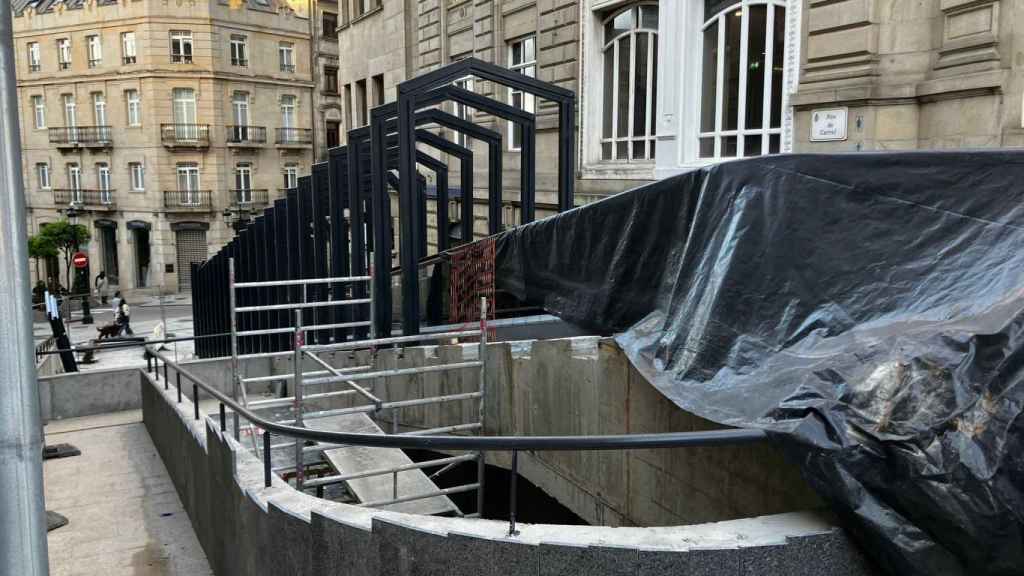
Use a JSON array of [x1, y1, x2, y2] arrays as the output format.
[[116, 297, 133, 336]]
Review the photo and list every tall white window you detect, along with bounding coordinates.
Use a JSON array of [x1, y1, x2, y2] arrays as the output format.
[[699, 0, 786, 159], [601, 3, 658, 162], [452, 76, 473, 148], [283, 164, 298, 190], [279, 42, 295, 72], [36, 163, 50, 190], [232, 92, 250, 126], [57, 38, 71, 69], [172, 88, 197, 139], [62, 94, 76, 127], [507, 36, 536, 151], [31, 95, 45, 129], [235, 163, 253, 203], [129, 162, 145, 191], [230, 35, 248, 66], [92, 93, 107, 125], [67, 163, 81, 203], [27, 42, 40, 72], [170, 31, 193, 63], [280, 95, 296, 129], [97, 163, 112, 204], [87, 35, 102, 67], [121, 32, 137, 64], [176, 163, 200, 205], [126, 89, 141, 126]]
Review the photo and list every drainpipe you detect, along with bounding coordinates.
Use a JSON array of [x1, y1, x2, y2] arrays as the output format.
[[0, 6, 50, 576]]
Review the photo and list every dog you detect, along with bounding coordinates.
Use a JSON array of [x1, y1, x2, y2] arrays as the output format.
[[96, 322, 122, 340]]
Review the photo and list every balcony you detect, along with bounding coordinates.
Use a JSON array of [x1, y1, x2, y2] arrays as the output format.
[[29, 63, 40, 72], [163, 190, 213, 212], [123, 56, 136, 65], [161, 124, 210, 149], [48, 126, 113, 150], [58, 61, 70, 70], [280, 63, 295, 73], [276, 127, 312, 148], [53, 188, 116, 210], [229, 188, 269, 210], [226, 126, 267, 148]]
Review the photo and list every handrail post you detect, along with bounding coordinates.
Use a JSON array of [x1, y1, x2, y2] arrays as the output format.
[[164, 361, 168, 385], [477, 296, 488, 518], [147, 355, 152, 374], [263, 430, 272, 487], [229, 258, 240, 440], [293, 308, 305, 492], [176, 372, 182, 403], [508, 449, 519, 537], [193, 383, 199, 420], [219, 403, 226, 432]]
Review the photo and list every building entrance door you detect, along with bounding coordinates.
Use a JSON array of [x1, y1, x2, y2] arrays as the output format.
[[133, 227, 150, 288], [99, 225, 119, 285], [175, 229, 207, 291]]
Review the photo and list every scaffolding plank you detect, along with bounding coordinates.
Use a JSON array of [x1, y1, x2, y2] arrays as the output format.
[[317, 413, 459, 516]]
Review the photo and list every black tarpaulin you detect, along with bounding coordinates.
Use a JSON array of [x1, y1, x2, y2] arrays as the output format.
[[494, 150, 1024, 575]]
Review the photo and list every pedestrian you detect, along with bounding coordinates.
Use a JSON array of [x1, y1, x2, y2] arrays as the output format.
[[111, 290, 122, 315], [116, 296, 133, 336], [94, 271, 108, 305]]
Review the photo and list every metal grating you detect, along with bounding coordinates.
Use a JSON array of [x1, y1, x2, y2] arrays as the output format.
[[176, 229, 208, 291]]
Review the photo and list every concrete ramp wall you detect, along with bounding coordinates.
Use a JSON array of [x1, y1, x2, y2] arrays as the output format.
[[140, 369, 879, 576]]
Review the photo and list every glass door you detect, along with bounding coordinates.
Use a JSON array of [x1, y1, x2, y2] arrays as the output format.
[[235, 164, 252, 204], [97, 163, 111, 204], [176, 164, 200, 205], [172, 88, 197, 140], [232, 92, 250, 141]]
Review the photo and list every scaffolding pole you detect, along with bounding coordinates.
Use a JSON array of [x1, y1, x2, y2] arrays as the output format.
[[0, 4, 50, 573]]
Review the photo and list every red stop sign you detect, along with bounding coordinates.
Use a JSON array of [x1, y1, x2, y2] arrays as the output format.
[[72, 251, 88, 269]]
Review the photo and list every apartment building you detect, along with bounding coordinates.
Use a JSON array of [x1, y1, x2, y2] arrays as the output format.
[[315, 0, 344, 160], [14, 0, 318, 293]]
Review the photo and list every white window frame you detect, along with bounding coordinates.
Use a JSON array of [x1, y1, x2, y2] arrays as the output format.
[[283, 164, 298, 190], [27, 42, 40, 72], [506, 36, 536, 151], [176, 163, 201, 205], [599, 3, 659, 164], [97, 163, 112, 204], [235, 163, 253, 204], [57, 38, 71, 69], [452, 76, 473, 148], [126, 89, 141, 126], [37, 163, 51, 190], [230, 34, 248, 66], [170, 31, 194, 64], [31, 95, 46, 129], [121, 32, 137, 64], [129, 162, 145, 191], [62, 94, 76, 128], [87, 35, 102, 67], [280, 95, 297, 129], [67, 163, 82, 203], [279, 42, 295, 72], [232, 92, 250, 126], [92, 92, 107, 126]]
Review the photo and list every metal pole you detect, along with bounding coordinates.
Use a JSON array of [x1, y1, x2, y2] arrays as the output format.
[[263, 430, 272, 488], [0, 3, 49, 570], [229, 258, 240, 439], [193, 384, 199, 420], [293, 308, 305, 491], [477, 297, 487, 518], [220, 403, 226, 432], [177, 372, 182, 404], [508, 449, 519, 537]]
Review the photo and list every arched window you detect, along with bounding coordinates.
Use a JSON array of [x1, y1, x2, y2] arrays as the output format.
[[699, 0, 786, 159], [601, 3, 658, 162]]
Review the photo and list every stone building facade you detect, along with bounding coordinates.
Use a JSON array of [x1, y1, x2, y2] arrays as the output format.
[[14, 0, 319, 294]]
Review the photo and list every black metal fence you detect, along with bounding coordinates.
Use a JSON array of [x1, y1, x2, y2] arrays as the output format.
[[192, 58, 576, 357]]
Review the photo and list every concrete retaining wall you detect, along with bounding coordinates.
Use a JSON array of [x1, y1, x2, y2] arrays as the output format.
[[141, 369, 879, 576], [269, 337, 821, 527]]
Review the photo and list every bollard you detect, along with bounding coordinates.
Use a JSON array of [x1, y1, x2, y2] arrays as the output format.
[[508, 450, 519, 536]]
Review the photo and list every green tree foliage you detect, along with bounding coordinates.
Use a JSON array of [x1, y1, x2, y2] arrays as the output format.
[[38, 220, 90, 292]]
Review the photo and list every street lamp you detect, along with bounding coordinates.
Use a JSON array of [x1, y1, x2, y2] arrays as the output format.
[[62, 204, 93, 325], [222, 206, 253, 233]]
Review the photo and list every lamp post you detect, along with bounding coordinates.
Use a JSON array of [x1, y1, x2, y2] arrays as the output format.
[[223, 206, 253, 234], [64, 205, 93, 325]]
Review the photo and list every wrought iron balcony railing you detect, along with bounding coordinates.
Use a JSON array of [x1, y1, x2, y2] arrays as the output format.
[[160, 124, 210, 147], [230, 188, 270, 208], [123, 55, 136, 65], [163, 190, 213, 210], [53, 188, 116, 208], [29, 63, 40, 72], [48, 126, 113, 146], [280, 63, 295, 73], [276, 127, 312, 145], [226, 126, 267, 145]]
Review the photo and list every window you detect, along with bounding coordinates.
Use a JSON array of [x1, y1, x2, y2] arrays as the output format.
[[452, 76, 473, 147], [67, 163, 81, 201], [280, 95, 296, 128], [36, 163, 50, 190], [230, 35, 248, 67], [27, 42, 40, 72], [130, 162, 145, 191], [57, 38, 71, 70], [324, 66, 339, 95], [87, 35, 102, 68], [699, 0, 786, 159], [507, 36, 536, 150], [62, 94, 76, 128], [176, 163, 201, 205], [126, 89, 141, 126], [600, 4, 658, 162], [97, 163, 112, 204], [31, 95, 45, 129], [323, 11, 338, 39], [279, 42, 295, 72], [172, 88, 198, 139], [170, 31, 193, 63], [121, 32, 136, 64], [92, 93, 107, 126], [355, 0, 368, 17], [326, 120, 340, 149], [344, 83, 353, 129], [235, 163, 252, 203], [232, 91, 250, 126], [283, 164, 298, 190], [372, 73, 384, 107], [355, 79, 367, 127]]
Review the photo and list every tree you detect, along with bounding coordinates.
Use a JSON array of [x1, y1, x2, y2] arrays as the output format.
[[27, 233, 57, 282], [39, 220, 91, 293]]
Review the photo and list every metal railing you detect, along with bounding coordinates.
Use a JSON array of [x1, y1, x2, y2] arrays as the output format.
[[276, 127, 312, 145], [171, 53, 193, 64], [163, 190, 213, 210], [226, 125, 267, 145], [53, 188, 116, 207], [161, 123, 210, 146], [230, 188, 269, 208], [280, 63, 295, 73], [145, 342, 768, 536], [48, 126, 112, 146], [123, 56, 136, 65]]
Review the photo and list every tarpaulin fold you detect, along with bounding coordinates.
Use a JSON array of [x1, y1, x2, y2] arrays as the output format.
[[494, 150, 1024, 575]]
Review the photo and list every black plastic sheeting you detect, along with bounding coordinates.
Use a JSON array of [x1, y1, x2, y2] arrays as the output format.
[[494, 151, 1024, 576]]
